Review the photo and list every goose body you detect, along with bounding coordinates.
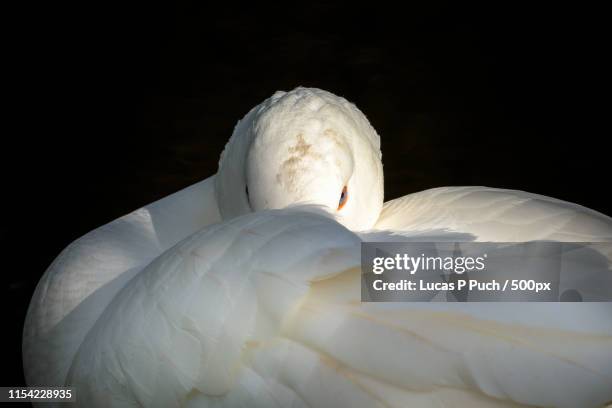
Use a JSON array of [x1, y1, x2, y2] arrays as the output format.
[[23, 88, 612, 407]]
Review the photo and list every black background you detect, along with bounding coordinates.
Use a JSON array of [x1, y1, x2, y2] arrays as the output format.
[[2, 2, 608, 388]]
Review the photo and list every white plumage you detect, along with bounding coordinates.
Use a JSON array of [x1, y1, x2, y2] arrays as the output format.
[[23, 88, 612, 407]]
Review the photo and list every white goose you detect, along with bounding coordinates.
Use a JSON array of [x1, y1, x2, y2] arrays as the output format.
[[23, 88, 612, 407]]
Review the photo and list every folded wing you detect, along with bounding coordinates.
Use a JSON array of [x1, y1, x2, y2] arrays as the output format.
[[66, 205, 612, 408], [375, 187, 612, 243], [23, 177, 221, 388]]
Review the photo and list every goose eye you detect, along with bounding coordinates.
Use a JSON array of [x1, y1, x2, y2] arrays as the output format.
[[338, 185, 348, 210]]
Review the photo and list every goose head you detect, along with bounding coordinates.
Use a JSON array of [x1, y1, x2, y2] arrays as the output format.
[[215, 87, 384, 230]]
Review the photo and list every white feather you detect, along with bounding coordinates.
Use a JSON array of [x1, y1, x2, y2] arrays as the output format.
[[23, 88, 612, 408]]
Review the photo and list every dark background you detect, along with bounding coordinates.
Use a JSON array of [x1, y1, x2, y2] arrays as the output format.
[[3, 2, 608, 389]]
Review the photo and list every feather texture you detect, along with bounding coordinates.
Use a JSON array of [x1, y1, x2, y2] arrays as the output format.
[[30, 193, 612, 407]]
